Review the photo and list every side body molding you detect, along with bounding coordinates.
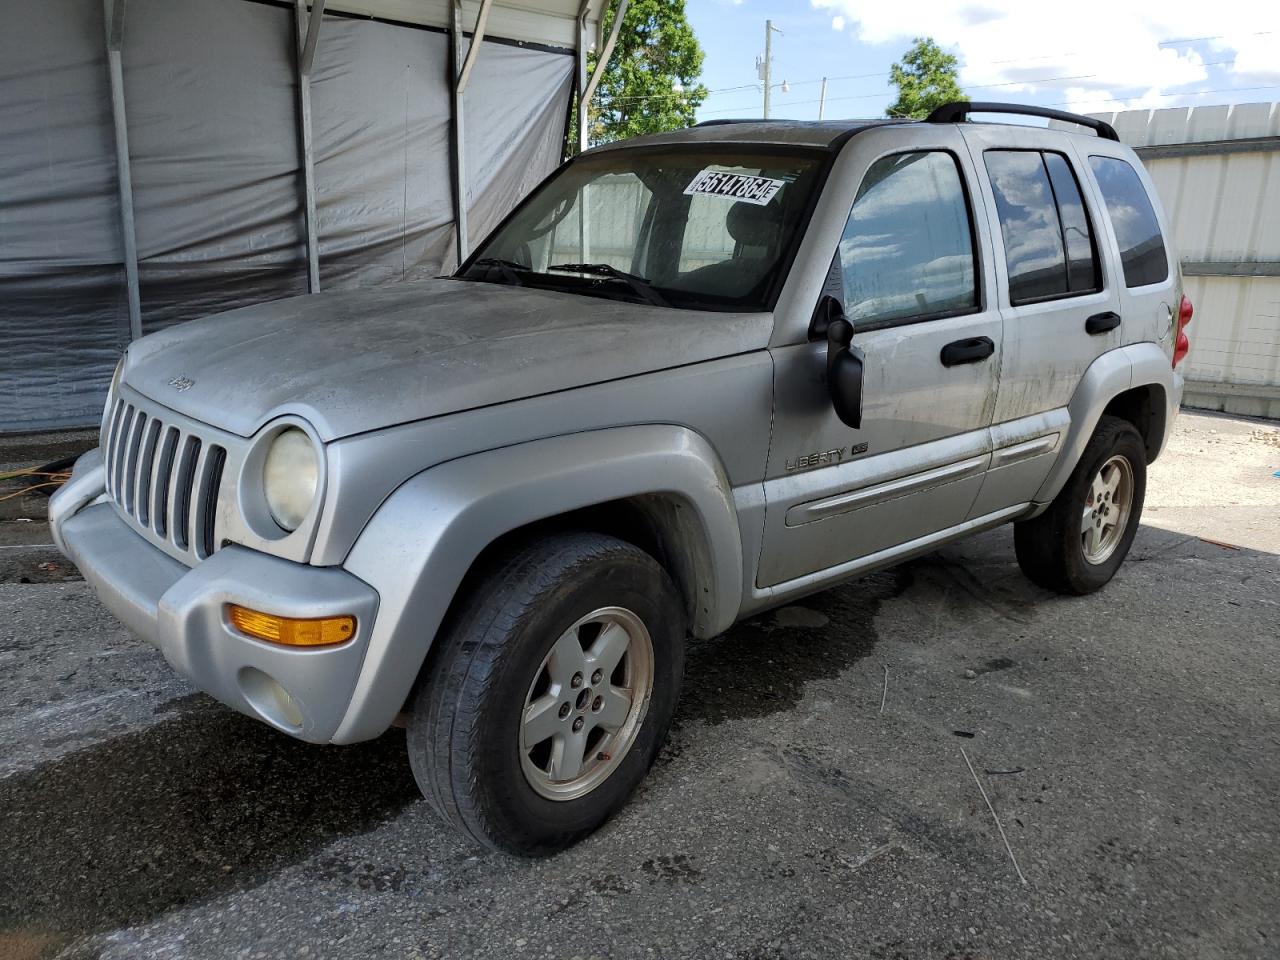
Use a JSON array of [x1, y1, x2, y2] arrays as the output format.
[[334, 425, 743, 744], [1031, 341, 1180, 507]]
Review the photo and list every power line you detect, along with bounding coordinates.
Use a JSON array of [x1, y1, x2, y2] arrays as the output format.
[[593, 29, 1272, 108], [979, 30, 1272, 67], [693, 58, 1242, 116], [1157, 29, 1273, 46], [699, 76, 1280, 118], [1046, 83, 1280, 109]]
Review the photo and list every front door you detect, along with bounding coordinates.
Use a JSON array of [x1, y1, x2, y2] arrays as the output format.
[[758, 126, 1001, 589]]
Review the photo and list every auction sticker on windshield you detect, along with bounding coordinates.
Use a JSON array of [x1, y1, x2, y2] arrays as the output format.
[[684, 170, 785, 206]]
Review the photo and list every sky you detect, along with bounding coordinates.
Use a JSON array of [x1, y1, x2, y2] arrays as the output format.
[[681, 0, 1280, 123]]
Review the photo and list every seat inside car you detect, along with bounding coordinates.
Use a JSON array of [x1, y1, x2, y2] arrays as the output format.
[[672, 200, 783, 297]]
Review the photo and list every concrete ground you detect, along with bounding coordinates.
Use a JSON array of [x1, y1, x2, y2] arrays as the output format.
[[0, 411, 1277, 960]]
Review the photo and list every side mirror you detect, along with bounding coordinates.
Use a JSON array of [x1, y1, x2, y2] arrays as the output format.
[[812, 296, 864, 430]]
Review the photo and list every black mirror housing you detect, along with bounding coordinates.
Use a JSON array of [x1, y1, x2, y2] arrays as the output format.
[[812, 298, 864, 430], [827, 322, 863, 430]]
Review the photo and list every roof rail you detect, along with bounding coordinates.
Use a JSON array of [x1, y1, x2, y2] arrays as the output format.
[[925, 101, 1120, 141], [694, 118, 769, 127]]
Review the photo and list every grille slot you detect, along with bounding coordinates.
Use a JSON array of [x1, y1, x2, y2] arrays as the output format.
[[105, 400, 127, 500], [111, 403, 134, 501], [152, 427, 179, 537], [197, 446, 227, 559], [122, 413, 147, 516], [101, 395, 227, 566], [135, 419, 162, 527], [172, 436, 202, 552]]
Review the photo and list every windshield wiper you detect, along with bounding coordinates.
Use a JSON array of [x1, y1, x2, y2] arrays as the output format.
[[464, 257, 530, 286], [547, 262, 668, 307]]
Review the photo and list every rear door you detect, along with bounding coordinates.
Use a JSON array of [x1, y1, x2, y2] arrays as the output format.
[[959, 127, 1123, 517], [759, 125, 1002, 589]]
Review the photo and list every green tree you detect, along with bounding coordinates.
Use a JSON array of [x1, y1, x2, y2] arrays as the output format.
[[887, 37, 967, 119], [579, 0, 709, 149]]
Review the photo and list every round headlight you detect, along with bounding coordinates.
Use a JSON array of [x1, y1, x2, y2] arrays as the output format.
[[109, 355, 125, 397], [263, 428, 319, 531]]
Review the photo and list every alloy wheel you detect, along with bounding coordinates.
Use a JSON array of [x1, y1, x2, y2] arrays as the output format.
[[519, 606, 655, 801], [1081, 454, 1134, 565]]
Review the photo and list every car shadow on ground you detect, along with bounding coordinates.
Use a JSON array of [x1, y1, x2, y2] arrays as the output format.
[[0, 702, 420, 949]]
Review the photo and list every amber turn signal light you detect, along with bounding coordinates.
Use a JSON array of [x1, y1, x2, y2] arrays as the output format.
[[227, 605, 355, 647]]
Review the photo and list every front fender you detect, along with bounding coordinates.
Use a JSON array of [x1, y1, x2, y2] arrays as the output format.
[[333, 425, 741, 743]]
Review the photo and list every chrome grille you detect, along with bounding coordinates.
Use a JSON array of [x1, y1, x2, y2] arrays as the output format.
[[103, 395, 228, 564]]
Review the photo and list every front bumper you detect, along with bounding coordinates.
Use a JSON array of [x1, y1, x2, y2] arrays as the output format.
[[50, 451, 380, 743]]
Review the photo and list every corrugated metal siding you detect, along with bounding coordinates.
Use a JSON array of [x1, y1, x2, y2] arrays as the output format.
[[1181, 274, 1280, 398], [1086, 103, 1280, 418]]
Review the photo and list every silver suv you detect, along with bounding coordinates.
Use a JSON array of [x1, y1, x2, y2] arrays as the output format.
[[51, 101, 1190, 854]]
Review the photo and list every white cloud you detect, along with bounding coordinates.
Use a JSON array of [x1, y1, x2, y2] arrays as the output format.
[[831, 15, 846, 31], [1231, 32, 1280, 82], [809, 0, 1280, 107]]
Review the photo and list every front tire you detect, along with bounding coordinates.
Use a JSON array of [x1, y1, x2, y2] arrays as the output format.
[[1014, 415, 1147, 595], [408, 532, 685, 855]]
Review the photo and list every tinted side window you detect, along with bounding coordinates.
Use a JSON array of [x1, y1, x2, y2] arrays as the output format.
[[1043, 153, 1100, 294], [837, 151, 977, 326], [1088, 155, 1168, 287], [985, 151, 1068, 303]]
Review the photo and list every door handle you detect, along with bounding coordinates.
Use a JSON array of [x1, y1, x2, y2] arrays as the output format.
[[940, 336, 995, 367], [1086, 311, 1122, 335]]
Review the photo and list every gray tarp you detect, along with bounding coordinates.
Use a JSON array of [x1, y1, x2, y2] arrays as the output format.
[[0, 0, 573, 432], [125, 0, 309, 334], [0, 0, 130, 431]]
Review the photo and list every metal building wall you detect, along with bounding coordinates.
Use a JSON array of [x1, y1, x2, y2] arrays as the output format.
[[1090, 103, 1280, 419]]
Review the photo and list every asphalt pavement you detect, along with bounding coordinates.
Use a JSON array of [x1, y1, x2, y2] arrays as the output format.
[[1, 411, 1277, 960]]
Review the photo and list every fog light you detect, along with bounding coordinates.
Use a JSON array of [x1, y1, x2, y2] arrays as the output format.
[[238, 666, 304, 730], [227, 605, 355, 647]]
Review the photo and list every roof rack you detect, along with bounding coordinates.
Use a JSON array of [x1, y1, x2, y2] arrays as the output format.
[[925, 101, 1120, 142]]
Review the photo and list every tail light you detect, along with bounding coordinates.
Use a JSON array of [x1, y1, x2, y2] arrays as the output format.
[[1173, 294, 1192, 368]]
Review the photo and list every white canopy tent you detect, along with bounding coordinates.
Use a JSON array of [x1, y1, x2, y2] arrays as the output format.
[[0, 0, 624, 432]]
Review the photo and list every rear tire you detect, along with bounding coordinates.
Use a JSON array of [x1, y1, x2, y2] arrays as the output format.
[[1014, 415, 1147, 595], [408, 532, 685, 855]]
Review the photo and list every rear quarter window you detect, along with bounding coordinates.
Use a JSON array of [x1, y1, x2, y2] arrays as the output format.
[[1088, 155, 1169, 288]]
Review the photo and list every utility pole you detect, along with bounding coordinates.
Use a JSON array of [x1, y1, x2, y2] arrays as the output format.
[[818, 76, 828, 120], [757, 19, 782, 118]]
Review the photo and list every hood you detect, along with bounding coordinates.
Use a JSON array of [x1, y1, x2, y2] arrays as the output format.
[[123, 279, 773, 440]]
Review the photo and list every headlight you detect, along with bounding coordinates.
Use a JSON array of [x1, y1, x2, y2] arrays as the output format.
[[263, 428, 319, 531]]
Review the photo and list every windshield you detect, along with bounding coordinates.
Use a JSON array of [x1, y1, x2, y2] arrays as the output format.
[[459, 147, 826, 311]]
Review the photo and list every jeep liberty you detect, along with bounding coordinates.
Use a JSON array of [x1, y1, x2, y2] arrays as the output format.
[[51, 102, 1190, 854]]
